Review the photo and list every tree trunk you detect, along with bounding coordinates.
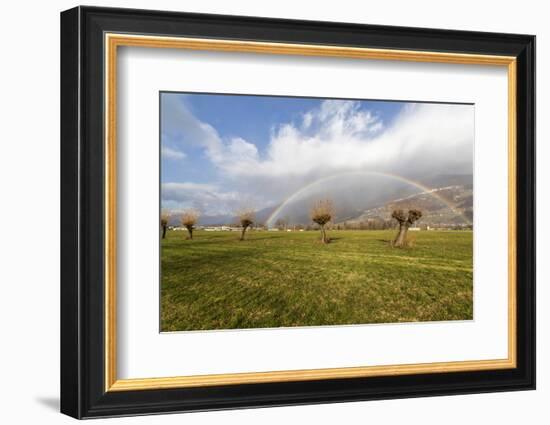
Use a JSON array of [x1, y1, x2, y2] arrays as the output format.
[[186, 226, 193, 240], [240, 225, 248, 241], [162, 225, 167, 239], [393, 222, 409, 247], [320, 225, 327, 243]]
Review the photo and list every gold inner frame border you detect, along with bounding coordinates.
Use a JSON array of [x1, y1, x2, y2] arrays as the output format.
[[104, 33, 517, 392]]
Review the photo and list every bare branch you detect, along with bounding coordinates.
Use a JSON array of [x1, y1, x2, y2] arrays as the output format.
[[181, 210, 200, 227], [160, 211, 171, 239], [160, 210, 171, 227], [407, 209, 422, 225], [236, 208, 256, 240], [310, 199, 334, 226], [181, 209, 200, 240], [391, 209, 407, 223], [310, 199, 334, 243]]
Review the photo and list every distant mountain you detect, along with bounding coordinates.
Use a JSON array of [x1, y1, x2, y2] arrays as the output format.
[[167, 174, 473, 228], [342, 184, 473, 227], [418, 174, 473, 190]]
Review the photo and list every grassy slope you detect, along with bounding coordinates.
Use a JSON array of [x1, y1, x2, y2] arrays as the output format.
[[161, 230, 473, 331]]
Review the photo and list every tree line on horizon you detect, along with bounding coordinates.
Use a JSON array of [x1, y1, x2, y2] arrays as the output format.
[[161, 199, 422, 248]]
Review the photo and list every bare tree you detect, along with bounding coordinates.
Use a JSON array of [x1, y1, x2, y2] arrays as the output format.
[[392, 209, 422, 247], [181, 210, 200, 240], [160, 212, 170, 239], [236, 208, 255, 241], [310, 199, 334, 244]]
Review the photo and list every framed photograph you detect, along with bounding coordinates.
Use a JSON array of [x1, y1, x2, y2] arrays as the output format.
[[60, 6, 535, 419]]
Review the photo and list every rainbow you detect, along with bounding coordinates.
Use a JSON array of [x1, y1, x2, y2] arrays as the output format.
[[265, 171, 471, 228]]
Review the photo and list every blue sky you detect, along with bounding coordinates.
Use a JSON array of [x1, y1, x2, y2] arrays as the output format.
[[160, 92, 473, 216], [161, 93, 403, 185]]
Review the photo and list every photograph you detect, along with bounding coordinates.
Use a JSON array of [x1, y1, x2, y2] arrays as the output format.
[[160, 92, 474, 332]]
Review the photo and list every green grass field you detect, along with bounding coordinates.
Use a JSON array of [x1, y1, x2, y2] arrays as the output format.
[[160, 229, 473, 331]]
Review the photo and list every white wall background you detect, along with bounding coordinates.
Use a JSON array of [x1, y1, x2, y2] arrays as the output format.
[[0, 0, 545, 423]]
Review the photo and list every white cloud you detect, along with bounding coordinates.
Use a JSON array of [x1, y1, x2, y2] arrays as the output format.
[[164, 97, 472, 179], [161, 94, 224, 161], [301, 112, 313, 130], [161, 146, 186, 160], [161, 182, 244, 216], [228, 137, 259, 160], [313, 99, 384, 139], [192, 100, 473, 181], [274, 102, 465, 177]]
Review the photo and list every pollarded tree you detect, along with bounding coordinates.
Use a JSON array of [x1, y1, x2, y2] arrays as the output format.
[[237, 208, 255, 241], [181, 210, 200, 240], [310, 199, 334, 244], [392, 209, 422, 247], [160, 212, 170, 239]]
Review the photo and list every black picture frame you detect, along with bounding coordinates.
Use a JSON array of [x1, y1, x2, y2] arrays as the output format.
[[61, 5, 535, 419]]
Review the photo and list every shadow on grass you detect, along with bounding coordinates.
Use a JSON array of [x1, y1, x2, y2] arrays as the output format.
[[163, 248, 266, 268], [239, 236, 288, 242], [167, 235, 288, 245], [308, 238, 340, 244]]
